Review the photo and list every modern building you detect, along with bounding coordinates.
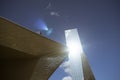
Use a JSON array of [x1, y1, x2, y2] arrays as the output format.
[[0, 17, 95, 80], [0, 17, 67, 80]]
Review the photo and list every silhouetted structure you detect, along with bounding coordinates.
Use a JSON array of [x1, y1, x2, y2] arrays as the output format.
[[0, 17, 95, 80]]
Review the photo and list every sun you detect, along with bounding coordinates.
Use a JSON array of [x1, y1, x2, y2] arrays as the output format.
[[65, 29, 83, 59], [68, 42, 83, 54]]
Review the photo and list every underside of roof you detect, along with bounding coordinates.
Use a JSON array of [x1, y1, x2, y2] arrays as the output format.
[[0, 17, 67, 80]]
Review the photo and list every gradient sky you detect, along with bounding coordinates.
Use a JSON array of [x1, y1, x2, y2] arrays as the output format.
[[0, 0, 120, 80]]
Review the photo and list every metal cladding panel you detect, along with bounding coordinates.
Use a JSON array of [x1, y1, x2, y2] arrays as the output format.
[[65, 29, 84, 80]]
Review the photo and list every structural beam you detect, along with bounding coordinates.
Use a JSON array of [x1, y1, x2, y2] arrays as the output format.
[[0, 17, 67, 80]]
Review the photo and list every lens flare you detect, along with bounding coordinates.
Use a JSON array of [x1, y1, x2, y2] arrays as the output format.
[[34, 19, 53, 36], [35, 19, 48, 31], [46, 28, 53, 35]]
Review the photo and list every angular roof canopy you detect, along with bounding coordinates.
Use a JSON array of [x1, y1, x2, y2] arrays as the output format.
[[0, 17, 67, 80]]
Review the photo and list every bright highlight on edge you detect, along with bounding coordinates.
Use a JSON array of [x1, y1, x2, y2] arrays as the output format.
[[65, 29, 83, 56], [65, 28, 84, 80]]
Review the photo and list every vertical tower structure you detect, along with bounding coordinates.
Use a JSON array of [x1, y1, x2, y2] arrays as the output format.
[[65, 29, 95, 80]]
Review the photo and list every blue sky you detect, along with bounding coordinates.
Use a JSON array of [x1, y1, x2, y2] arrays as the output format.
[[0, 0, 120, 80]]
